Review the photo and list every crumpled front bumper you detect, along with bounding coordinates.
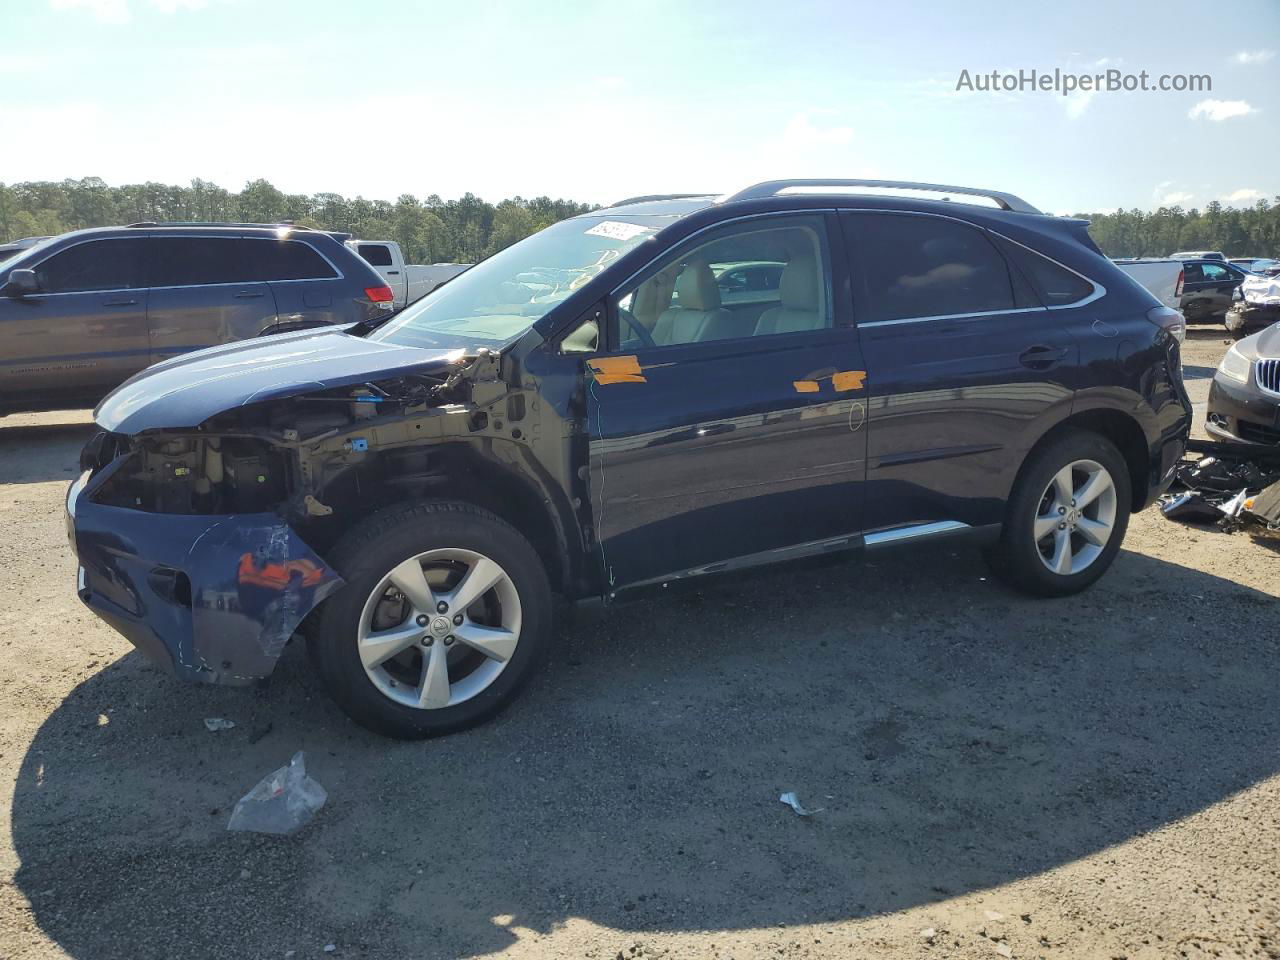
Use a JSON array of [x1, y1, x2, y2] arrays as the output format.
[[66, 471, 344, 685]]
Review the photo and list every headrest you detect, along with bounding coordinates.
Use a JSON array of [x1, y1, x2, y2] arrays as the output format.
[[675, 261, 720, 311], [779, 255, 819, 310]]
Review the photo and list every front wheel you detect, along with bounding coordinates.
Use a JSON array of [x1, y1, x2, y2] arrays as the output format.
[[311, 501, 553, 738], [986, 429, 1132, 597]]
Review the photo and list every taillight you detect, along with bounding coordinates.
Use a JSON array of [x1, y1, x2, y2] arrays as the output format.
[[1174, 268, 1184, 298], [1146, 305, 1185, 342], [364, 285, 394, 303]]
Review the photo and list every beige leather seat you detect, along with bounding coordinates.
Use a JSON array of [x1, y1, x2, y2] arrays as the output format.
[[754, 255, 825, 336], [652, 262, 735, 344]]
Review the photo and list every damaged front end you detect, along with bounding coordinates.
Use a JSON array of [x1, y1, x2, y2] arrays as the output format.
[[1226, 275, 1280, 338], [67, 330, 536, 685]]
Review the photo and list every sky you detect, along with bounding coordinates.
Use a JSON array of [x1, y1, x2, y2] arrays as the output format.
[[2, 0, 1277, 214]]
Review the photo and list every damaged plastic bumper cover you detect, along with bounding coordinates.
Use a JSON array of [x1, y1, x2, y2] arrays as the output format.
[[66, 471, 344, 685]]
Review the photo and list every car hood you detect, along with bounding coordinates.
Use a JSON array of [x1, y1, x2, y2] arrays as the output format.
[[1241, 274, 1280, 305], [1248, 322, 1280, 359], [96, 326, 467, 434]]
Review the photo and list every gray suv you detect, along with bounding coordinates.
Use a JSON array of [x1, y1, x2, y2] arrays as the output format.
[[0, 224, 393, 415]]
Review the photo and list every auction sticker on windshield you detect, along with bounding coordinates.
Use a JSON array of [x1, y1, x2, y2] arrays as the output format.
[[584, 221, 654, 241]]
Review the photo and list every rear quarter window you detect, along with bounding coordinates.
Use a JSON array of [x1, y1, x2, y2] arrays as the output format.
[[998, 239, 1096, 306], [248, 239, 339, 281]]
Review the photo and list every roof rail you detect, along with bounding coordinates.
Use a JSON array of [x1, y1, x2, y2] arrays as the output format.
[[719, 180, 1041, 214], [609, 193, 715, 208], [124, 221, 313, 230]]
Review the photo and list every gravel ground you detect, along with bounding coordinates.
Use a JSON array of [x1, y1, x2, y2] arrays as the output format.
[[1, 329, 1277, 960]]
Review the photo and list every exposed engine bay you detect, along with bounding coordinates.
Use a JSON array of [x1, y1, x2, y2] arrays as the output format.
[[80, 350, 545, 551]]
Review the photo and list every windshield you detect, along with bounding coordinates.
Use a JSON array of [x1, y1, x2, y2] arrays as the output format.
[[1, 237, 56, 268], [366, 215, 667, 349]]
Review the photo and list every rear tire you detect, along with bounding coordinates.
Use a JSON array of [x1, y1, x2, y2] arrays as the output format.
[[311, 500, 553, 738], [986, 430, 1132, 597]]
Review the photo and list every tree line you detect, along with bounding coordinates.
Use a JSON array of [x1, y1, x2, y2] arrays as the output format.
[[0, 177, 595, 264], [1084, 198, 1280, 258], [2, 177, 1278, 262]]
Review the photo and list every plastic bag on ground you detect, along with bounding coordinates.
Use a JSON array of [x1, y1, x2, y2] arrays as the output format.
[[227, 751, 327, 835], [779, 791, 823, 816]]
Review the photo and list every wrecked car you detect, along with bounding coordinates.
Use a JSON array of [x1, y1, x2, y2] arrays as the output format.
[[1207, 323, 1280, 444], [67, 179, 1192, 738], [1226, 273, 1280, 339]]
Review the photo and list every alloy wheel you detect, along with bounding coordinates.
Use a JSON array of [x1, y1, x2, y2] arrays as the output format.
[[1033, 459, 1118, 576], [357, 548, 522, 709]]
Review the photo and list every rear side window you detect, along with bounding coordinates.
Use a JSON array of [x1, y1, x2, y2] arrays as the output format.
[[1000, 240, 1096, 305], [250, 239, 339, 281], [357, 244, 393, 267], [34, 238, 146, 293], [845, 213, 1015, 322], [151, 237, 254, 286]]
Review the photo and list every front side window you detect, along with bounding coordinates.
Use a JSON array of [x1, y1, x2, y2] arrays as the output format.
[[1201, 263, 1230, 282], [151, 237, 255, 287], [613, 216, 830, 348], [849, 213, 1016, 322], [368, 215, 668, 349], [34, 238, 146, 293]]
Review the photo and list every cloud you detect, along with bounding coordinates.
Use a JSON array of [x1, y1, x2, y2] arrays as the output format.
[[775, 110, 855, 150], [1156, 191, 1194, 207], [1062, 90, 1096, 120], [0, 53, 56, 73], [1188, 99, 1256, 121], [1223, 188, 1263, 204], [49, 0, 210, 22], [49, 0, 129, 22], [1234, 50, 1275, 65]]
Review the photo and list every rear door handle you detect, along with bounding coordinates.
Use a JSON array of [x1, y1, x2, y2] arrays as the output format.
[[1019, 344, 1069, 370], [386, 270, 400, 275], [234, 291, 265, 299], [102, 298, 137, 306]]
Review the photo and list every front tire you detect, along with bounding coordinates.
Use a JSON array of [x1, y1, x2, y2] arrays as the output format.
[[312, 500, 553, 738], [986, 429, 1132, 597]]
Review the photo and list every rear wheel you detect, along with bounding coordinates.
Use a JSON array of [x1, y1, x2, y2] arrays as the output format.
[[986, 430, 1132, 597], [312, 501, 552, 738]]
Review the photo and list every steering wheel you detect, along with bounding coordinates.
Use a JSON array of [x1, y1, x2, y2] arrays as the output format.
[[617, 306, 657, 349]]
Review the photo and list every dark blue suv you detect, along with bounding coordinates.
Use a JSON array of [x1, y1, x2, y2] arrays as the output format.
[[67, 180, 1192, 738]]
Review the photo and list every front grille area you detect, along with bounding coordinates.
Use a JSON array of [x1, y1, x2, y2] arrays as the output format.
[[1257, 358, 1280, 396], [1237, 419, 1280, 444]]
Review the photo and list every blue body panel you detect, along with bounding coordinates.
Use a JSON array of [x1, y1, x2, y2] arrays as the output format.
[[68, 469, 343, 684], [95, 325, 461, 433]]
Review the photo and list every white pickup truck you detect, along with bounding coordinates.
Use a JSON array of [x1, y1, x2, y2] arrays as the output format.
[[345, 240, 469, 309], [1113, 258, 1186, 341]]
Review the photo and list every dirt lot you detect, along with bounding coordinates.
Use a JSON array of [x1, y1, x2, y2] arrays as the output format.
[[1, 330, 1277, 960]]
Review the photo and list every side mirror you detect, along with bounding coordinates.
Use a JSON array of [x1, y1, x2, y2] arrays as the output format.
[[2, 268, 39, 297]]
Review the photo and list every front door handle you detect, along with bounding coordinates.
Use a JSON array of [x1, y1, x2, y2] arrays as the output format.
[[1019, 344, 1069, 370], [386, 270, 400, 275], [234, 291, 265, 299], [102, 298, 137, 306]]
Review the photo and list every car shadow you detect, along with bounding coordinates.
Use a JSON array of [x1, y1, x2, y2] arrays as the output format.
[[0, 420, 96, 484], [11, 545, 1280, 958], [1180, 363, 1217, 380], [1185, 327, 1229, 342]]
